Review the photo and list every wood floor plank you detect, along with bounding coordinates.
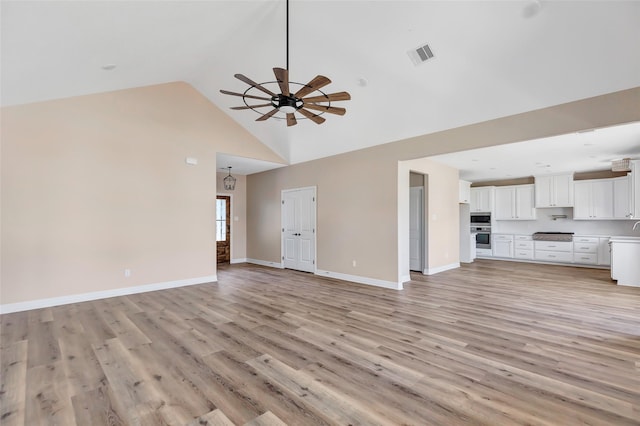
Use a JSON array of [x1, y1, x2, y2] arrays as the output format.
[[0, 340, 28, 426], [1, 260, 639, 425], [244, 411, 288, 426], [25, 361, 76, 425], [71, 385, 126, 426], [184, 408, 235, 426], [247, 354, 392, 425]]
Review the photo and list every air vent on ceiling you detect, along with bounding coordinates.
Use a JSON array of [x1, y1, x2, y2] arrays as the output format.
[[408, 43, 435, 66]]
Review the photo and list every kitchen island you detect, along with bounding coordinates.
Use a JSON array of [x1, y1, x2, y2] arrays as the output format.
[[610, 236, 640, 286]]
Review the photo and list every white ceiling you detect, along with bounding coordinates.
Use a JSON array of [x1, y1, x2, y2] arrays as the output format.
[[2, 1, 640, 175], [429, 121, 640, 183]]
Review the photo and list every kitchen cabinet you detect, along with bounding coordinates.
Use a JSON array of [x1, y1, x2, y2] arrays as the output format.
[[535, 173, 574, 208], [574, 179, 614, 220], [494, 185, 536, 220], [514, 235, 534, 259], [459, 180, 471, 204], [598, 237, 611, 266], [534, 241, 573, 263], [470, 187, 494, 212], [613, 175, 633, 219], [632, 160, 640, 218], [573, 236, 598, 265], [493, 234, 514, 258]]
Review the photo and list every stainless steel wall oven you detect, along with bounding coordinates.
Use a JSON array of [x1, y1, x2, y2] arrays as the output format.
[[471, 212, 491, 250]]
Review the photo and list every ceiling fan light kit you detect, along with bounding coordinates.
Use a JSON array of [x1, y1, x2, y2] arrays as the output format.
[[220, 0, 350, 126]]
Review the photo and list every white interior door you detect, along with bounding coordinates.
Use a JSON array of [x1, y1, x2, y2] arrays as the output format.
[[282, 187, 316, 273], [409, 187, 423, 272]]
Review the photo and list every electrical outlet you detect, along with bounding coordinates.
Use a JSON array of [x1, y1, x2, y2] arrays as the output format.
[[124, 268, 131, 277], [352, 260, 357, 267]]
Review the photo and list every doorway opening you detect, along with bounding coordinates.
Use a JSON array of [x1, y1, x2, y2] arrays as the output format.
[[216, 195, 231, 264], [410, 172, 427, 272]]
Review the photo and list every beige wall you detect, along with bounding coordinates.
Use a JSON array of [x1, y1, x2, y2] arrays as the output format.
[[401, 159, 460, 277], [247, 87, 640, 285], [247, 148, 398, 281], [216, 172, 247, 261], [1, 82, 284, 306]]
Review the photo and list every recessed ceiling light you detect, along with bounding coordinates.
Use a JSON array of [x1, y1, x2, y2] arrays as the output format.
[[101, 64, 117, 71], [357, 78, 368, 87]]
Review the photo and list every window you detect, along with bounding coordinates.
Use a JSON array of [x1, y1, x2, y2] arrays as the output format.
[[216, 198, 227, 241]]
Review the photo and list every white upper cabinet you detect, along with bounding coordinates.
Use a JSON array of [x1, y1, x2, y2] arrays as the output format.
[[574, 176, 633, 220], [494, 185, 536, 220], [470, 187, 494, 212], [632, 160, 640, 219], [574, 179, 614, 220], [459, 180, 471, 204], [535, 173, 574, 208], [613, 176, 633, 219]]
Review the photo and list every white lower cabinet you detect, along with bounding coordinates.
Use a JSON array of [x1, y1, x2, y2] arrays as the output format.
[[598, 237, 612, 266], [493, 234, 514, 258], [534, 241, 573, 263], [483, 233, 611, 268], [514, 235, 534, 259], [573, 237, 598, 265]]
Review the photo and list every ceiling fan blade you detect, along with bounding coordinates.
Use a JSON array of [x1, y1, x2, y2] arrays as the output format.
[[230, 103, 273, 110], [302, 103, 346, 116], [220, 90, 272, 101], [234, 74, 277, 97], [256, 108, 279, 122], [297, 108, 326, 124], [273, 68, 290, 96], [286, 113, 297, 127], [301, 91, 351, 103], [294, 75, 332, 98]]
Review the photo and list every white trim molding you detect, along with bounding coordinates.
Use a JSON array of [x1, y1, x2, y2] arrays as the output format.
[[247, 258, 284, 269], [230, 258, 248, 264], [315, 269, 403, 290], [400, 274, 411, 283], [0, 275, 218, 314], [423, 263, 460, 275]]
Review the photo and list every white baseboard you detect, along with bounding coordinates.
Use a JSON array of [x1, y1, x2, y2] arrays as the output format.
[[423, 263, 460, 275], [315, 269, 403, 290], [0, 275, 218, 315], [247, 258, 284, 269], [400, 274, 411, 283], [230, 258, 247, 264]]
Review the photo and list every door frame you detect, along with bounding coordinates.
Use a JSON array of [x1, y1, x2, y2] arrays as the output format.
[[409, 186, 424, 272], [281, 186, 317, 272], [216, 192, 233, 264]]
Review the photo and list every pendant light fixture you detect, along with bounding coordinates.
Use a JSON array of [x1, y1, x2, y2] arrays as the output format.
[[223, 166, 236, 191]]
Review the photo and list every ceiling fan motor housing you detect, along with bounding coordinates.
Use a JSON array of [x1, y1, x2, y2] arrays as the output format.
[[273, 94, 302, 113]]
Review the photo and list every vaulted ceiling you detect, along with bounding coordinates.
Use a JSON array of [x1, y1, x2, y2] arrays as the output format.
[[3, 1, 640, 170]]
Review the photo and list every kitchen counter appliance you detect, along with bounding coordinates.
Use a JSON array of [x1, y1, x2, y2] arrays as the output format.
[[532, 232, 574, 242]]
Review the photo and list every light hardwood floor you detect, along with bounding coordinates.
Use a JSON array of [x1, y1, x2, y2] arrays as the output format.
[[1, 260, 639, 425]]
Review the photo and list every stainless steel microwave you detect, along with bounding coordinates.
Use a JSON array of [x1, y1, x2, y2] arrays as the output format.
[[470, 212, 491, 225]]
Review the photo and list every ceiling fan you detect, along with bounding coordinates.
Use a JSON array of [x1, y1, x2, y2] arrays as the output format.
[[220, 0, 351, 127]]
